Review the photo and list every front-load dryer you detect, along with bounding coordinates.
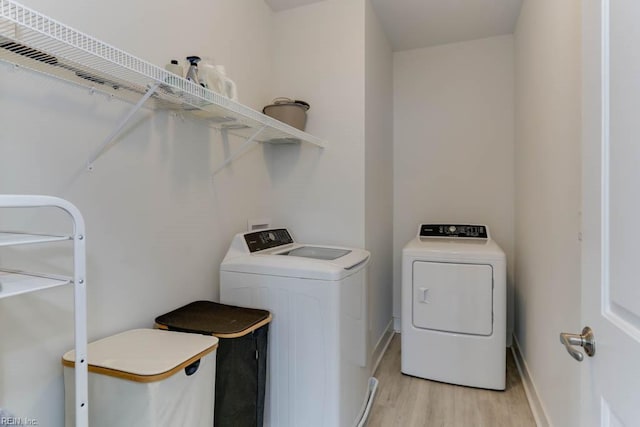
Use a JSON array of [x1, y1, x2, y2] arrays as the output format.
[[401, 224, 506, 390], [220, 228, 378, 427]]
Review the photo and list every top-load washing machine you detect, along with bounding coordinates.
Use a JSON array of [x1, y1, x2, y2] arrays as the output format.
[[401, 224, 506, 390], [220, 228, 378, 427]]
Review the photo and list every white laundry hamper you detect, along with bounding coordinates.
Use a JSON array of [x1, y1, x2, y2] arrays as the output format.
[[62, 328, 218, 427]]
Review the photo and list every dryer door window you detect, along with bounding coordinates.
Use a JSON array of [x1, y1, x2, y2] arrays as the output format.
[[412, 261, 493, 336]]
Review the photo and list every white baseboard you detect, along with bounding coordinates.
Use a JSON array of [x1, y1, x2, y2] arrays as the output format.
[[393, 316, 401, 332], [511, 334, 551, 427], [371, 319, 395, 374]]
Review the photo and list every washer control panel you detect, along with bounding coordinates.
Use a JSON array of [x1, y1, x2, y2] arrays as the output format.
[[419, 224, 488, 239], [245, 228, 294, 252]]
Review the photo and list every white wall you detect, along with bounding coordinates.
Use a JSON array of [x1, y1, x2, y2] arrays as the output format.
[[392, 35, 515, 342], [0, 0, 274, 424], [514, 0, 582, 425], [268, 0, 366, 247], [269, 0, 395, 360], [364, 0, 394, 357]]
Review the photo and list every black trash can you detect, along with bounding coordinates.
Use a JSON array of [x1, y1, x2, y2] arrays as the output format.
[[155, 300, 271, 427]]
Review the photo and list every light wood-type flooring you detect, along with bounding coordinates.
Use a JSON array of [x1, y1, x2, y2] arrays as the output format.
[[368, 334, 536, 427]]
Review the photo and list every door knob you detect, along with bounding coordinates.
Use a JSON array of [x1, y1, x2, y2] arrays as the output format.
[[559, 326, 595, 362]]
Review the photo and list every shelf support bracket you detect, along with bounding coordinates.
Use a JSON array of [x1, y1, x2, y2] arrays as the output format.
[[212, 125, 267, 176], [87, 82, 161, 170]]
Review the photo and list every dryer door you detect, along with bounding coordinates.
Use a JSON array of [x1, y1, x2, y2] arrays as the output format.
[[412, 261, 493, 335]]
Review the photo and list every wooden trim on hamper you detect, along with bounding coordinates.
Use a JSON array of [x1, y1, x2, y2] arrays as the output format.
[[213, 314, 272, 338], [154, 313, 272, 339], [61, 343, 218, 383]]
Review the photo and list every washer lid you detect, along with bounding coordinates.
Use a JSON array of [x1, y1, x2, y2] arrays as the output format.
[[276, 246, 351, 260], [221, 244, 370, 281], [221, 228, 370, 280]]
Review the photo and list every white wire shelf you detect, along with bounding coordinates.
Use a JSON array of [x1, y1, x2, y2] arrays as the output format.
[[0, 0, 326, 152], [0, 269, 72, 299], [0, 231, 71, 246]]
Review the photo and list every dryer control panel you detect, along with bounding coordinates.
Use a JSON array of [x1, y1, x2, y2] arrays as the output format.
[[419, 224, 488, 239], [244, 228, 294, 252]]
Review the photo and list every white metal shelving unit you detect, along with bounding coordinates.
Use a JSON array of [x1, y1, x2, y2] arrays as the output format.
[[0, 0, 326, 173], [0, 195, 87, 427]]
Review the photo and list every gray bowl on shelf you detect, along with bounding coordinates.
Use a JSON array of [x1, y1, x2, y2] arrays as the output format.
[[262, 98, 310, 131]]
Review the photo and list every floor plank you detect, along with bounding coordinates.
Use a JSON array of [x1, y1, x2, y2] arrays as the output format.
[[368, 334, 536, 427]]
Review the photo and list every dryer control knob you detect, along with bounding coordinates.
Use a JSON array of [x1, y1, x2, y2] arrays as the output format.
[[448, 226, 457, 233]]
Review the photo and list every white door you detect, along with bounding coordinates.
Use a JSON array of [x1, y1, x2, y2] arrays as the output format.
[[580, 0, 640, 425], [412, 262, 493, 335]]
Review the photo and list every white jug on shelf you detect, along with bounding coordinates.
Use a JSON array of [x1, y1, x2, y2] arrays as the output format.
[[199, 59, 238, 101]]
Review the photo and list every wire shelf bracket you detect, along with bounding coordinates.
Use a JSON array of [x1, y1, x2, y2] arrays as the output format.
[[87, 82, 160, 170], [212, 125, 267, 176]]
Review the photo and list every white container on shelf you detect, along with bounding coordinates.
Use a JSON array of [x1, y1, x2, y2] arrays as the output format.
[[165, 59, 184, 77], [199, 59, 238, 101], [62, 329, 218, 427]]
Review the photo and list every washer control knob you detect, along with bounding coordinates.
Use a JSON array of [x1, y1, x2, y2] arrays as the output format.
[[448, 225, 457, 234]]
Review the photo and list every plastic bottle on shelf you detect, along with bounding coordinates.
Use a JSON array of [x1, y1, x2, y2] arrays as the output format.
[[185, 56, 203, 86], [198, 57, 220, 92], [165, 59, 183, 77], [199, 57, 238, 101], [164, 59, 183, 89], [216, 65, 238, 101]]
